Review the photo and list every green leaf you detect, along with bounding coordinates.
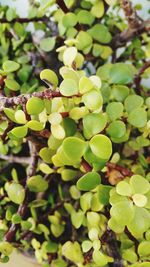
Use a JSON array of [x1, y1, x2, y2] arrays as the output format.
[[98, 184, 112, 205], [3, 60, 20, 73], [71, 210, 84, 229], [62, 13, 77, 28], [26, 97, 44, 115], [125, 95, 144, 113], [39, 147, 54, 163], [89, 134, 112, 160], [79, 76, 94, 94], [116, 181, 132, 196], [83, 113, 107, 139], [11, 125, 28, 138], [106, 102, 124, 121], [4, 108, 16, 122], [91, 1, 104, 18], [27, 120, 44, 131], [128, 206, 150, 238], [6, 182, 25, 204], [5, 78, 20, 91], [77, 172, 101, 191], [0, 242, 13, 256], [107, 121, 126, 138], [128, 108, 147, 128], [112, 85, 129, 102], [15, 110, 26, 124], [40, 69, 58, 88], [63, 47, 77, 66], [40, 37, 56, 52], [93, 250, 109, 266], [81, 240, 93, 253], [138, 241, 150, 257], [62, 241, 84, 264], [77, 10, 94, 25], [60, 79, 78, 96], [132, 194, 147, 207], [130, 175, 150, 194], [110, 200, 134, 225], [27, 175, 48, 192], [76, 31, 93, 51], [62, 137, 87, 162], [109, 63, 134, 84], [82, 90, 103, 110], [88, 24, 112, 44]]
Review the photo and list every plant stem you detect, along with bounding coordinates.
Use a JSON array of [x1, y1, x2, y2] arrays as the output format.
[[107, 162, 133, 177], [0, 89, 80, 112], [0, 17, 49, 24], [134, 60, 150, 94], [56, 0, 69, 13], [0, 155, 31, 164], [4, 141, 38, 242]]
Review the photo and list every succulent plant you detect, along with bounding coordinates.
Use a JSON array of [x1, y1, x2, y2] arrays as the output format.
[[0, 0, 149, 267]]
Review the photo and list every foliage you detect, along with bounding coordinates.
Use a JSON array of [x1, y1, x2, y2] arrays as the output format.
[[0, 0, 149, 267]]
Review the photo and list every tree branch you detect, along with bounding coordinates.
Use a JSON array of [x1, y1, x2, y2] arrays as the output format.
[[112, 0, 150, 48], [4, 141, 38, 242], [0, 17, 49, 24], [0, 155, 31, 164], [107, 162, 133, 177], [0, 89, 80, 112], [56, 0, 69, 13], [121, 0, 141, 29], [134, 60, 150, 94]]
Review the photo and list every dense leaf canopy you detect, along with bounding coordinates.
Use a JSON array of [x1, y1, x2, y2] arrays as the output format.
[[0, 0, 149, 267]]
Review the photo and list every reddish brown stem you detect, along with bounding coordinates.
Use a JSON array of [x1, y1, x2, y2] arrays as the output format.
[[56, 0, 69, 13], [81, 159, 92, 172], [107, 162, 133, 177], [0, 17, 48, 24], [134, 60, 150, 94]]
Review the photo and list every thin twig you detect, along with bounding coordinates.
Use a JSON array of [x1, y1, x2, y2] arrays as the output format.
[[0, 154, 31, 164], [0, 17, 49, 24], [134, 60, 150, 94], [107, 162, 133, 177], [0, 89, 80, 112], [4, 141, 38, 242], [56, 0, 69, 13]]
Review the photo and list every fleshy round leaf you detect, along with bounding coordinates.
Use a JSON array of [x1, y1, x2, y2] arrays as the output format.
[[3, 60, 20, 73], [82, 90, 103, 110], [77, 172, 101, 191], [107, 121, 126, 139], [110, 200, 134, 225], [27, 120, 44, 131], [125, 95, 144, 113], [130, 175, 150, 194], [89, 134, 112, 160], [15, 110, 26, 124], [106, 102, 124, 121], [79, 76, 94, 94], [62, 137, 87, 162], [77, 10, 94, 25], [27, 175, 48, 192], [5, 78, 20, 91], [132, 194, 147, 207], [63, 47, 77, 66], [6, 182, 25, 204], [11, 125, 28, 138], [83, 113, 107, 139], [128, 108, 147, 128], [116, 181, 132, 196], [109, 63, 134, 84], [88, 24, 112, 44], [76, 31, 93, 51], [62, 13, 77, 28], [26, 97, 44, 115], [40, 69, 58, 88], [60, 79, 78, 96], [40, 37, 56, 52]]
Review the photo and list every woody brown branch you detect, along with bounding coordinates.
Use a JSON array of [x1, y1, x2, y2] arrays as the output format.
[[4, 140, 38, 242], [134, 60, 150, 94], [112, 0, 150, 48]]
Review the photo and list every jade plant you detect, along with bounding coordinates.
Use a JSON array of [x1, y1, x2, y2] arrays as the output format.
[[0, 0, 150, 266]]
